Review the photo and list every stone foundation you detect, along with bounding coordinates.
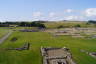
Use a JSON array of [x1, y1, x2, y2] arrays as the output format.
[[41, 47, 76, 64]]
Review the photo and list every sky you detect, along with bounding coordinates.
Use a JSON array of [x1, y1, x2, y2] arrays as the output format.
[[0, 0, 96, 21]]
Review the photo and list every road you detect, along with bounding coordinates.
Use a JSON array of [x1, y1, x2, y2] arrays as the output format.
[[0, 31, 12, 44]]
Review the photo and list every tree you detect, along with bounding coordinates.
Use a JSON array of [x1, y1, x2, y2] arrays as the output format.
[[88, 20, 96, 24], [30, 22, 46, 28], [19, 22, 28, 27], [74, 24, 81, 27], [38, 23, 46, 28], [57, 25, 64, 28], [30, 22, 37, 27]]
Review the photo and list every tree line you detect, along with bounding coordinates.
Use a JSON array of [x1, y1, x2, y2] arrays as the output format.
[[0, 21, 46, 28], [88, 20, 96, 24]]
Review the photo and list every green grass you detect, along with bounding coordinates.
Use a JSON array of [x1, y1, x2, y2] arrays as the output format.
[[0, 31, 96, 64], [44, 21, 95, 28], [0, 28, 9, 38]]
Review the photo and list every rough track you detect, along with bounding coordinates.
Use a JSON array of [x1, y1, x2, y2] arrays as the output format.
[[0, 31, 12, 44]]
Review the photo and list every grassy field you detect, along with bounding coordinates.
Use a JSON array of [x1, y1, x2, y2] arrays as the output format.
[[44, 21, 95, 28], [0, 28, 9, 38], [0, 30, 96, 64]]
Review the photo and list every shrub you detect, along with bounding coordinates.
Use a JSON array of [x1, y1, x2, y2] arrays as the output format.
[[57, 25, 64, 28], [74, 24, 81, 27], [10, 37, 18, 42]]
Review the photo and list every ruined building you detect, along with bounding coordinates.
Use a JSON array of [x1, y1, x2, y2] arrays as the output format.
[[41, 47, 76, 64]]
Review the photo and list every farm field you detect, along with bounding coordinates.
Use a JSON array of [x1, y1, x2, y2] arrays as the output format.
[[0, 30, 96, 64]]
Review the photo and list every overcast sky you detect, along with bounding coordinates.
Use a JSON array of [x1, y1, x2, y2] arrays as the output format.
[[0, 0, 96, 21]]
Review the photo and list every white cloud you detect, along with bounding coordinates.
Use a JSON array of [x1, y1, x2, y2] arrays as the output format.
[[65, 16, 78, 20], [32, 12, 42, 17], [64, 15, 84, 20], [48, 12, 64, 21], [49, 12, 56, 17], [31, 9, 90, 21], [65, 9, 73, 13], [85, 8, 96, 17]]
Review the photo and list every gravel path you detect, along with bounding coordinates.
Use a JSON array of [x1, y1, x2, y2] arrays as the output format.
[[0, 31, 12, 44]]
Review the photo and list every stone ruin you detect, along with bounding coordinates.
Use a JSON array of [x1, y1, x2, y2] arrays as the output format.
[[7, 43, 30, 51], [80, 49, 96, 59], [19, 29, 39, 32], [89, 52, 96, 58], [91, 35, 96, 38], [41, 47, 76, 64]]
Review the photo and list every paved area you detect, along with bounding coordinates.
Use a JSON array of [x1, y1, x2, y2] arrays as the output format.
[[47, 49, 68, 57]]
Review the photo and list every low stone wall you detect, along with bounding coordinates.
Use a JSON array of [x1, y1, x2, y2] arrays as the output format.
[[41, 47, 76, 64]]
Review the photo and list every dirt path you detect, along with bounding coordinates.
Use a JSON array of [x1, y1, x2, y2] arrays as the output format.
[[0, 31, 12, 44]]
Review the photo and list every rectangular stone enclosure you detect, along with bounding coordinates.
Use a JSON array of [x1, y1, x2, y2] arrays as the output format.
[[41, 47, 76, 64]]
